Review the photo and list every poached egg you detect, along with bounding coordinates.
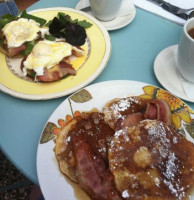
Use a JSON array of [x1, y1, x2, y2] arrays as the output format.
[[2, 18, 41, 48], [23, 40, 73, 76]]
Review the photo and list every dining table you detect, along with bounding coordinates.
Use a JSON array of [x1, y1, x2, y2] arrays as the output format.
[[0, 0, 193, 187]]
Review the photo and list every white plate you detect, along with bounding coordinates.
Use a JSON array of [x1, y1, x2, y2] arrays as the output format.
[[75, 0, 136, 31], [0, 7, 111, 100], [154, 45, 194, 103], [37, 80, 194, 200]]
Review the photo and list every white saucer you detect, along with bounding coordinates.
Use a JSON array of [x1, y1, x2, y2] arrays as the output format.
[[154, 45, 194, 103], [75, 0, 136, 31]]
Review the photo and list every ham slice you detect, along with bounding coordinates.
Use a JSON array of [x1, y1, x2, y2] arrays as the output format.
[[72, 134, 122, 200], [116, 112, 144, 131], [37, 61, 76, 82], [8, 44, 26, 57], [144, 99, 172, 126], [0, 30, 26, 57]]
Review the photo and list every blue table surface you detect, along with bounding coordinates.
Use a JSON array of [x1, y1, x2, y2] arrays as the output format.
[[0, 0, 193, 185]]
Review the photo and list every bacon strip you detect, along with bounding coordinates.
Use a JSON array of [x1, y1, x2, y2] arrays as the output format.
[[144, 99, 172, 126], [37, 61, 76, 82], [72, 134, 122, 200]]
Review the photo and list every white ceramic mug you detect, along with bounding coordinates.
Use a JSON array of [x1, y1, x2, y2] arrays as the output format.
[[89, 0, 123, 21], [177, 18, 194, 83]]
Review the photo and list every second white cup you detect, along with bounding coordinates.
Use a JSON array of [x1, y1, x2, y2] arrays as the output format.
[[177, 18, 194, 83], [89, 0, 123, 21]]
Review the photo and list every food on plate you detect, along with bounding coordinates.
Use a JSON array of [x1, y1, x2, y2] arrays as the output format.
[[55, 112, 122, 199], [54, 96, 194, 200], [0, 11, 93, 82], [0, 11, 47, 57], [109, 120, 194, 200], [103, 96, 172, 131], [21, 40, 84, 82], [48, 12, 92, 46]]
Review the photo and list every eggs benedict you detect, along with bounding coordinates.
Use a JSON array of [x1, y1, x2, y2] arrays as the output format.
[[21, 40, 84, 82], [0, 18, 47, 57]]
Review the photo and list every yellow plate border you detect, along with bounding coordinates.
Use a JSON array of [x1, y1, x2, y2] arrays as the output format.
[[0, 7, 111, 100]]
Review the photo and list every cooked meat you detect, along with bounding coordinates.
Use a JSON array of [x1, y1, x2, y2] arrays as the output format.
[[55, 112, 116, 184], [144, 99, 172, 126], [116, 112, 144, 131], [103, 97, 173, 131], [36, 61, 76, 82], [0, 30, 26, 57], [73, 134, 122, 200], [103, 96, 148, 130], [7, 44, 26, 57]]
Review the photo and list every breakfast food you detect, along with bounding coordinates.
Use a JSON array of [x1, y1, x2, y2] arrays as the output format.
[[0, 9, 48, 57], [109, 120, 194, 200], [55, 112, 122, 199], [54, 96, 194, 200], [0, 11, 93, 82], [21, 40, 84, 82], [0, 18, 41, 57], [103, 96, 172, 131]]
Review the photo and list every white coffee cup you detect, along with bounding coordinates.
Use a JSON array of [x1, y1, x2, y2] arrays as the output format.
[[177, 18, 194, 83], [89, 0, 123, 21]]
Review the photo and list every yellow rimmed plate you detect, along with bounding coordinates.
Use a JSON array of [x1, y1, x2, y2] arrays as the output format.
[[0, 7, 111, 100]]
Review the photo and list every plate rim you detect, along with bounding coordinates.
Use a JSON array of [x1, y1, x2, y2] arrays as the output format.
[[0, 7, 111, 100]]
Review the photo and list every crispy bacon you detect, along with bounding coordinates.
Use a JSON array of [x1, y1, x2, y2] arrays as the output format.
[[144, 99, 172, 126], [36, 61, 76, 82], [72, 134, 122, 200]]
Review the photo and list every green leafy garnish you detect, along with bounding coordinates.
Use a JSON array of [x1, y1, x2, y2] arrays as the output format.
[[20, 10, 46, 26], [21, 41, 35, 56], [44, 34, 56, 41], [0, 14, 16, 29], [57, 12, 92, 28], [45, 20, 52, 27], [57, 12, 71, 25], [77, 20, 93, 28]]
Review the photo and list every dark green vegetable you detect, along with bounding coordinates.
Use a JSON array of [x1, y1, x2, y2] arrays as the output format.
[[20, 10, 46, 26], [78, 20, 93, 28], [45, 20, 52, 27], [49, 17, 65, 38], [0, 14, 16, 29], [21, 41, 35, 56], [44, 34, 56, 41], [48, 12, 92, 46], [65, 23, 86, 46]]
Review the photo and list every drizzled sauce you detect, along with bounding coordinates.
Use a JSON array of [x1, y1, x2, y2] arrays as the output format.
[[109, 120, 194, 200], [59, 112, 115, 169]]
